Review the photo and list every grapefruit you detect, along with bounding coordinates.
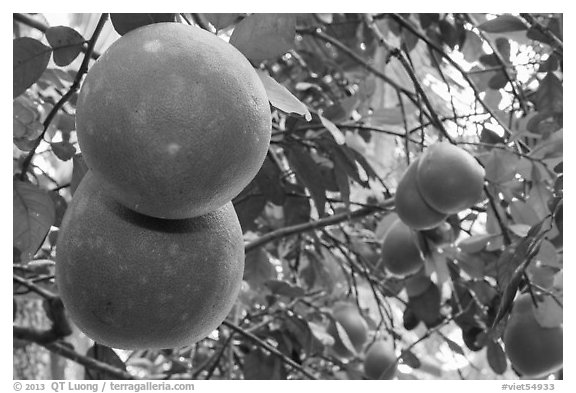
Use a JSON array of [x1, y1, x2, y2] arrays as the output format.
[[55, 173, 245, 349], [503, 293, 563, 378], [75, 22, 271, 219], [395, 158, 446, 230], [379, 220, 424, 277], [417, 143, 485, 215], [327, 303, 368, 357], [363, 339, 398, 379]]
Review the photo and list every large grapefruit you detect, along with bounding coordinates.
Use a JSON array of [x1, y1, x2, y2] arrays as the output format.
[[503, 293, 563, 378], [327, 303, 368, 357], [417, 143, 485, 214], [395, 158, 446, 230], [75, 22, 271, 219], [379, 219, 424, 277], [363, 339, 398, 379], [55, 173, 245, 349]]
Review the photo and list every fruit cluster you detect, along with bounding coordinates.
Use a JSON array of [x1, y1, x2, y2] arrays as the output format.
[[378, 143, 485, 278], [56, 23, 272, 350], [328, 303, 397, 379]]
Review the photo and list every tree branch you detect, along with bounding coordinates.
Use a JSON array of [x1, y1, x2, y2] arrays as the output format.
[[19, 13, 109, 180], [245, 200, 393, 252]]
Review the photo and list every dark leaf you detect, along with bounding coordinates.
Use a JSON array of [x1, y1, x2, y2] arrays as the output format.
[[265, 280, 306, 298], [419, 14, 439, 30], [13, 180, 55, 263], [283, 187, 311, 226], [244, 248, 277, 288], [230, 13, 296, 64], [285, 143, 327, 216], [51, 141, 77, 161], [203, 13, 243, 30], [13, 37, 52, 98], [257, 71, 311, 120], [407, 282, 441, 327], [85, 344, 127, 379], [400, 349, 421, 368], [234, 194, 267, 232], [255, 157, 285, 205], [71, 154, 89, 195], [110, 14, 176, 36], [488, 72, 509, 90], [480, 127, 505, 145], [478, 15, 527, 33], [46, 26, 85, 66], [438, 20, 458, 49], [539, 54, 559, 72], [486, 340, 507, 374], [534, 72, 563, 113], [444, 336, 465, 355], [48, 191, 67, 228], [462, 30, 484, 62], [495, 38, 511, 62], [479, 54, 501, 67]]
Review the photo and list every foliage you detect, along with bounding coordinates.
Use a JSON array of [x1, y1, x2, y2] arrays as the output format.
[[13, 13, 562, 380]]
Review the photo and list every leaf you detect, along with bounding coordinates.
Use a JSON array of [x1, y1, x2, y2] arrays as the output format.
[[46, 26, 85, 66], [283, 189, 311, 226], [257, 71, 311, 120], [244, 248, 277, 287], [407, 282, 441, 327], [13, 37, 52, 98], [319, 115, 345, 145], [234, 194, 267, 232], [203, 13, 242, 30], [444, 336, 465, 355], [458, 234, 497, 253], [230, 13, 296, 64], [265, 280, 306, 298], [462, 30, 484, 62], [486, 340, 508, 374], [400, 349, 421, 369], [85, 344, 126, 379], [488, 72, 508, 90], [71, 154, 89, 195], [308, 321, 335, 346], [478, 15, 527, 33], [285, 143, 327, 216], [49, 191, 68, 228], [13, 181, 55, 263], [51, 141, 77, 161], [254, 157, 285, 205], [110, 13, 176, 36], [438, 20, 458, 49], [532, 295, 562, 328], [534, 72, 563, 113]]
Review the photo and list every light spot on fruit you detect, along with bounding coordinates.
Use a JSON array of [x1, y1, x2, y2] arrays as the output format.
[[143, 39, 162, 53], [180, 312, 189, 321], [166, 143, 181, 155]]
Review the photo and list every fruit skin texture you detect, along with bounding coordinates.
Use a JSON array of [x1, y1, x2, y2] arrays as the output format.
[[363, 339, 398, 379], [503, 293, 563, 378], [327, 303, 368, 357], [395, 158, 446, 230], [55, 173, 245, 350], [379, 220, 424, 277], [417, 142, 485, 215], [75, 23, 272, 219]]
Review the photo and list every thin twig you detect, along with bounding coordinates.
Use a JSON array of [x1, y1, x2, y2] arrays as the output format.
[[222, 320, 317, 380], [389, 13, 515, 137], [19, 13, 109, 180]]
